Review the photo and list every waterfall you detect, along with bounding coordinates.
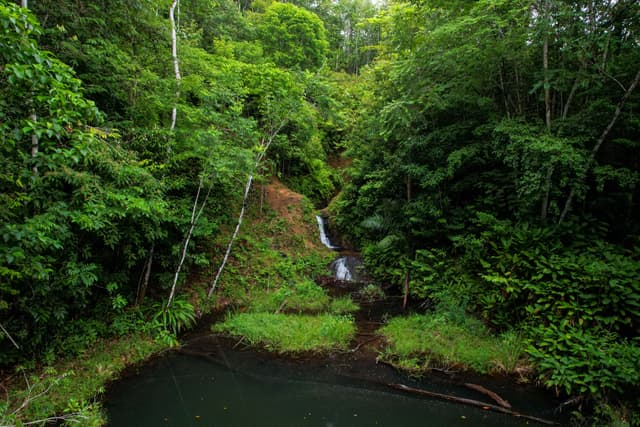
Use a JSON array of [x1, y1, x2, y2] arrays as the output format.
[[316, 215, 339, 250], [316, 214, 362, 282], [332, 257, 353, 281]]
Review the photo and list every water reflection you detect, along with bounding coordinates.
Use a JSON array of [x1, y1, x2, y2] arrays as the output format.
[[106, 352, 534, 427]]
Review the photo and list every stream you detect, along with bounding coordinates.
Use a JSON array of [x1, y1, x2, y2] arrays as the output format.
[[104, 214, 563, 426]]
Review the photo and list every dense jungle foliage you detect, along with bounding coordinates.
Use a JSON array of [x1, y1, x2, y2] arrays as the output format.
[[332, 0, 640, 420], [1, 0, 639, 424], [0, 0, 376, 366]]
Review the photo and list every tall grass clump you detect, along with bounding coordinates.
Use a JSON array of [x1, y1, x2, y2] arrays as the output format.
[[247, 280, 330, 313], [213, 312, 356, 352], [380, 313, 525, 374], [329, 296, 360, 314]]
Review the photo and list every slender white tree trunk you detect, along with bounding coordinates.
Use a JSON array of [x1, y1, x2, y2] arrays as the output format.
[[168, 177, 211, 307], [543, 35, 551, 132], [136, 243, 154, 305], [165, 0, 211, 309], [208, 174, 253, 298], [21, 1, 38, 174], [208, 120, 288, 298], [169, 0, 181, 132]]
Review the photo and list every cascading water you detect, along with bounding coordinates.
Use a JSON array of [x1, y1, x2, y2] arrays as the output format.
[[316, 214, 361, 282], [316, 215, 339, 250], [331, 258, 352, 281]]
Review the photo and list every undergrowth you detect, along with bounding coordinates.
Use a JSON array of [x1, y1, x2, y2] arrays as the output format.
[[1, 332, 164, 426]]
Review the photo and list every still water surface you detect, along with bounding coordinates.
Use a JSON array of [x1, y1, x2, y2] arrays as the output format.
[[106, 351, 536, 427]]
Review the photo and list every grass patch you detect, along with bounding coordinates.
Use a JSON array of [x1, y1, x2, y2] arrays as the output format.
[[247, 280, 330, 313], [213, 312, 356, 352], [329, 296, 360, 314], [2, 332, 165, 426], [379, 313, 525, 375]]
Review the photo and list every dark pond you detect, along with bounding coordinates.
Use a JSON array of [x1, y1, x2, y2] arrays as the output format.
[[105, 336, 559, 427]]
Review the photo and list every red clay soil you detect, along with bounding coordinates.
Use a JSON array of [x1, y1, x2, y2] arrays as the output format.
[[260, 177, 322, 251]]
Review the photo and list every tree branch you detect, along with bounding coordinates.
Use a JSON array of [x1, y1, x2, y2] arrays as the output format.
[[559, 67, 640, 223], [0, 323, 19, 349]]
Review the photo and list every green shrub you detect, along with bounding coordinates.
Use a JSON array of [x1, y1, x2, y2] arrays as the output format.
[[527, 322, 640, 396], [357, 283, 385, 302], [149, 298, 196, 344]]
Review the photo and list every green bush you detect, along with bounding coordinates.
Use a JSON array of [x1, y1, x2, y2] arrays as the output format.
[[527, 322, 640, 396], [149, 298, 196, 343], [357, 283, 386, 302]]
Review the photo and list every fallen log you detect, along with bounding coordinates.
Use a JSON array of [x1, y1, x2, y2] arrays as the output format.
[[388, 383, 558, 425], [465, 382, 511, 409]]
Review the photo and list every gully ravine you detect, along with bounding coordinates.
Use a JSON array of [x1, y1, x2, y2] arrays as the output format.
[[104, 215, 565, 426]]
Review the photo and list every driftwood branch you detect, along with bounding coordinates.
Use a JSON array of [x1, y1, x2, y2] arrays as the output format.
[[6, 412, 88, 426], [388, 383, 558, 425], [464, 382, 511, 409], [349, 336, 379, 353]]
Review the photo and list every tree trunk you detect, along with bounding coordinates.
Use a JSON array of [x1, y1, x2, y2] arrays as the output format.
[[559, 68, 640, 224], [167, 178, 211, 308], [0, 322, 19, 349], [540, 165, 553, 221], [402, 270, 410, 310], [169, 0, 181, 132], [208, 174, 253, 298], [543, 30, 552, 132], [208, 121, 289, 298], [562, 76, 579, 120], [514, 64, 523, 115], [136, 243, 154, 305], [499, 65, 510, 118], [30, 113, 38, 175]]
